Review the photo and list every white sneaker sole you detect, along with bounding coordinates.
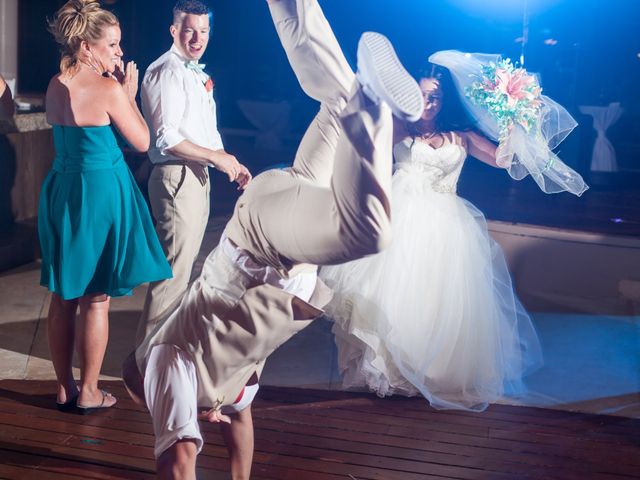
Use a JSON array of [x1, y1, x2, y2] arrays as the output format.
[[356, 32, 424, 123]]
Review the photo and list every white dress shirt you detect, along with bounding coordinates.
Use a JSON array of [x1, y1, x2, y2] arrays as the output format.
[[141, 44, 224, 164], [219, 233, 318, 303]]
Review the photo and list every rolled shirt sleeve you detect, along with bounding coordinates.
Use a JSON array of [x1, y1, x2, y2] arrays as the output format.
[[144, 69, 187, 155], [210, 122, 223, 152]]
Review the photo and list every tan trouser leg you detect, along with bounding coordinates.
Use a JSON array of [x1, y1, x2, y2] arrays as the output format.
[[270, 0, 356, 187], [237, 0, 392, 265], [136, 164, 210, 345]]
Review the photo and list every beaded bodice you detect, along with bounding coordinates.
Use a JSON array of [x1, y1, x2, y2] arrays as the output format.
[[393, 135, 467, 193]]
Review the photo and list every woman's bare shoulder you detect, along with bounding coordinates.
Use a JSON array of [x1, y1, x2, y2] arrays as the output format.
[[47, 73, 118, 126]]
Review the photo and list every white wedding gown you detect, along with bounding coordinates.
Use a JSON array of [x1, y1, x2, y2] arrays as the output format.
[[320, 134, 543, 411]]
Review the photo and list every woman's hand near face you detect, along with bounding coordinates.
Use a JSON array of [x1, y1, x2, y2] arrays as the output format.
[[111, 60, 138, 104], [110, 60, 125, 83], [123, 61, 139, 103], [113, 60, 139, 104]]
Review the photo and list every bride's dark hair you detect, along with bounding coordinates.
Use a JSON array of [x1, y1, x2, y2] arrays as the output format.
[[407, 62, 475, 136]]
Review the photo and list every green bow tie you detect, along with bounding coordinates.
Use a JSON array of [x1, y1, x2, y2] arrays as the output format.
[[185, 61, 206, 73]]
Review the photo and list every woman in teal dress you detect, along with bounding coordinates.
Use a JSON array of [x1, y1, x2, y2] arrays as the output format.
[[40, 0, 171, 413]]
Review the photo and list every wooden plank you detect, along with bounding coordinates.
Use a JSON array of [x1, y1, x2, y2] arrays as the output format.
[[0, 381, 639, 480], [252, 416, 600, 469], [249, 411, 640, 479], [254, 406, 638, 463], [248, 421, 636, 479], [253, 407, 640, 460], [0, 447, 154, 480], [332, 398, 640, 437], [0, 462, 85, 480], [0, 436, 155, 474]]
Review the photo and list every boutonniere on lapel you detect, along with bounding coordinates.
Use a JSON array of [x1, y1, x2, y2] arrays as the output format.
[[204, 77, 214, 93]]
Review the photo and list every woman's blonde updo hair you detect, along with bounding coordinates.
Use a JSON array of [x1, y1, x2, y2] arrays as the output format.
[[49, 0, 119, 74]]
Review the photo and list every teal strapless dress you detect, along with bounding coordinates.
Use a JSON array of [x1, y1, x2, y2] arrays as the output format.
[[38, 125, 172, 300]]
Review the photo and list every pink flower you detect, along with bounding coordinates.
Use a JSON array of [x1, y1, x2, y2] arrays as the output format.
[[495, 68, 539, 106], [204, 78, 214, 93]]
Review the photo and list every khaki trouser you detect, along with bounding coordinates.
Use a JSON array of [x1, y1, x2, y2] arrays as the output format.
[[136, 0, 395, 408], [136, 163, 210, 345], [224, 0, 393, 272]]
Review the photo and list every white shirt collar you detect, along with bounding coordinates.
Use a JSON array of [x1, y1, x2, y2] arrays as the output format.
[[169, 44, 189, 63]]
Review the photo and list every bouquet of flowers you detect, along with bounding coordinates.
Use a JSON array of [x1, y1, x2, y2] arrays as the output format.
[[465, 59, 542, 139], [429, 50, 587, 196]]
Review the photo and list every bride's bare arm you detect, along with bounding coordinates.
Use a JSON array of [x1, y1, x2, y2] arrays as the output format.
[[461, 130, 498, 167], [393, 117, 411, 145]]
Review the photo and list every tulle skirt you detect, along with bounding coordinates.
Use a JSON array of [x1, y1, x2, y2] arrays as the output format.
[[320, 170, 543, 411]]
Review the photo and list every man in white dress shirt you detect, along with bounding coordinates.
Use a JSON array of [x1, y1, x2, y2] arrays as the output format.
[[138, 0, 251, 346]]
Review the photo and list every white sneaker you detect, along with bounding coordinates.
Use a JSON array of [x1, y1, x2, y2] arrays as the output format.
[[356, 32, 424, 123]]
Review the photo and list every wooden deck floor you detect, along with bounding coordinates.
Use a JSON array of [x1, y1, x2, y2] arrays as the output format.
[[0, 380, 639, 479]]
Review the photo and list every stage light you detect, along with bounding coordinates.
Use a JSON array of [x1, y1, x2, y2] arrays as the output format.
[[446, 0, 564, 18], [447, 0, 525, 16]]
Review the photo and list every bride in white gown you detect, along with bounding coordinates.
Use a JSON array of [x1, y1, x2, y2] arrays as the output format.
[[320, 67, 545, 411]]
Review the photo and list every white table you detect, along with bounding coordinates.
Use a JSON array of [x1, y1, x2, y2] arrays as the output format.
[[579, 102, 624, 172]]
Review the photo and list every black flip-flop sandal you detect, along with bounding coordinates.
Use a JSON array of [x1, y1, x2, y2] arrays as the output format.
[[77, 390, 116, 415], [56, 394, 78, 413]]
